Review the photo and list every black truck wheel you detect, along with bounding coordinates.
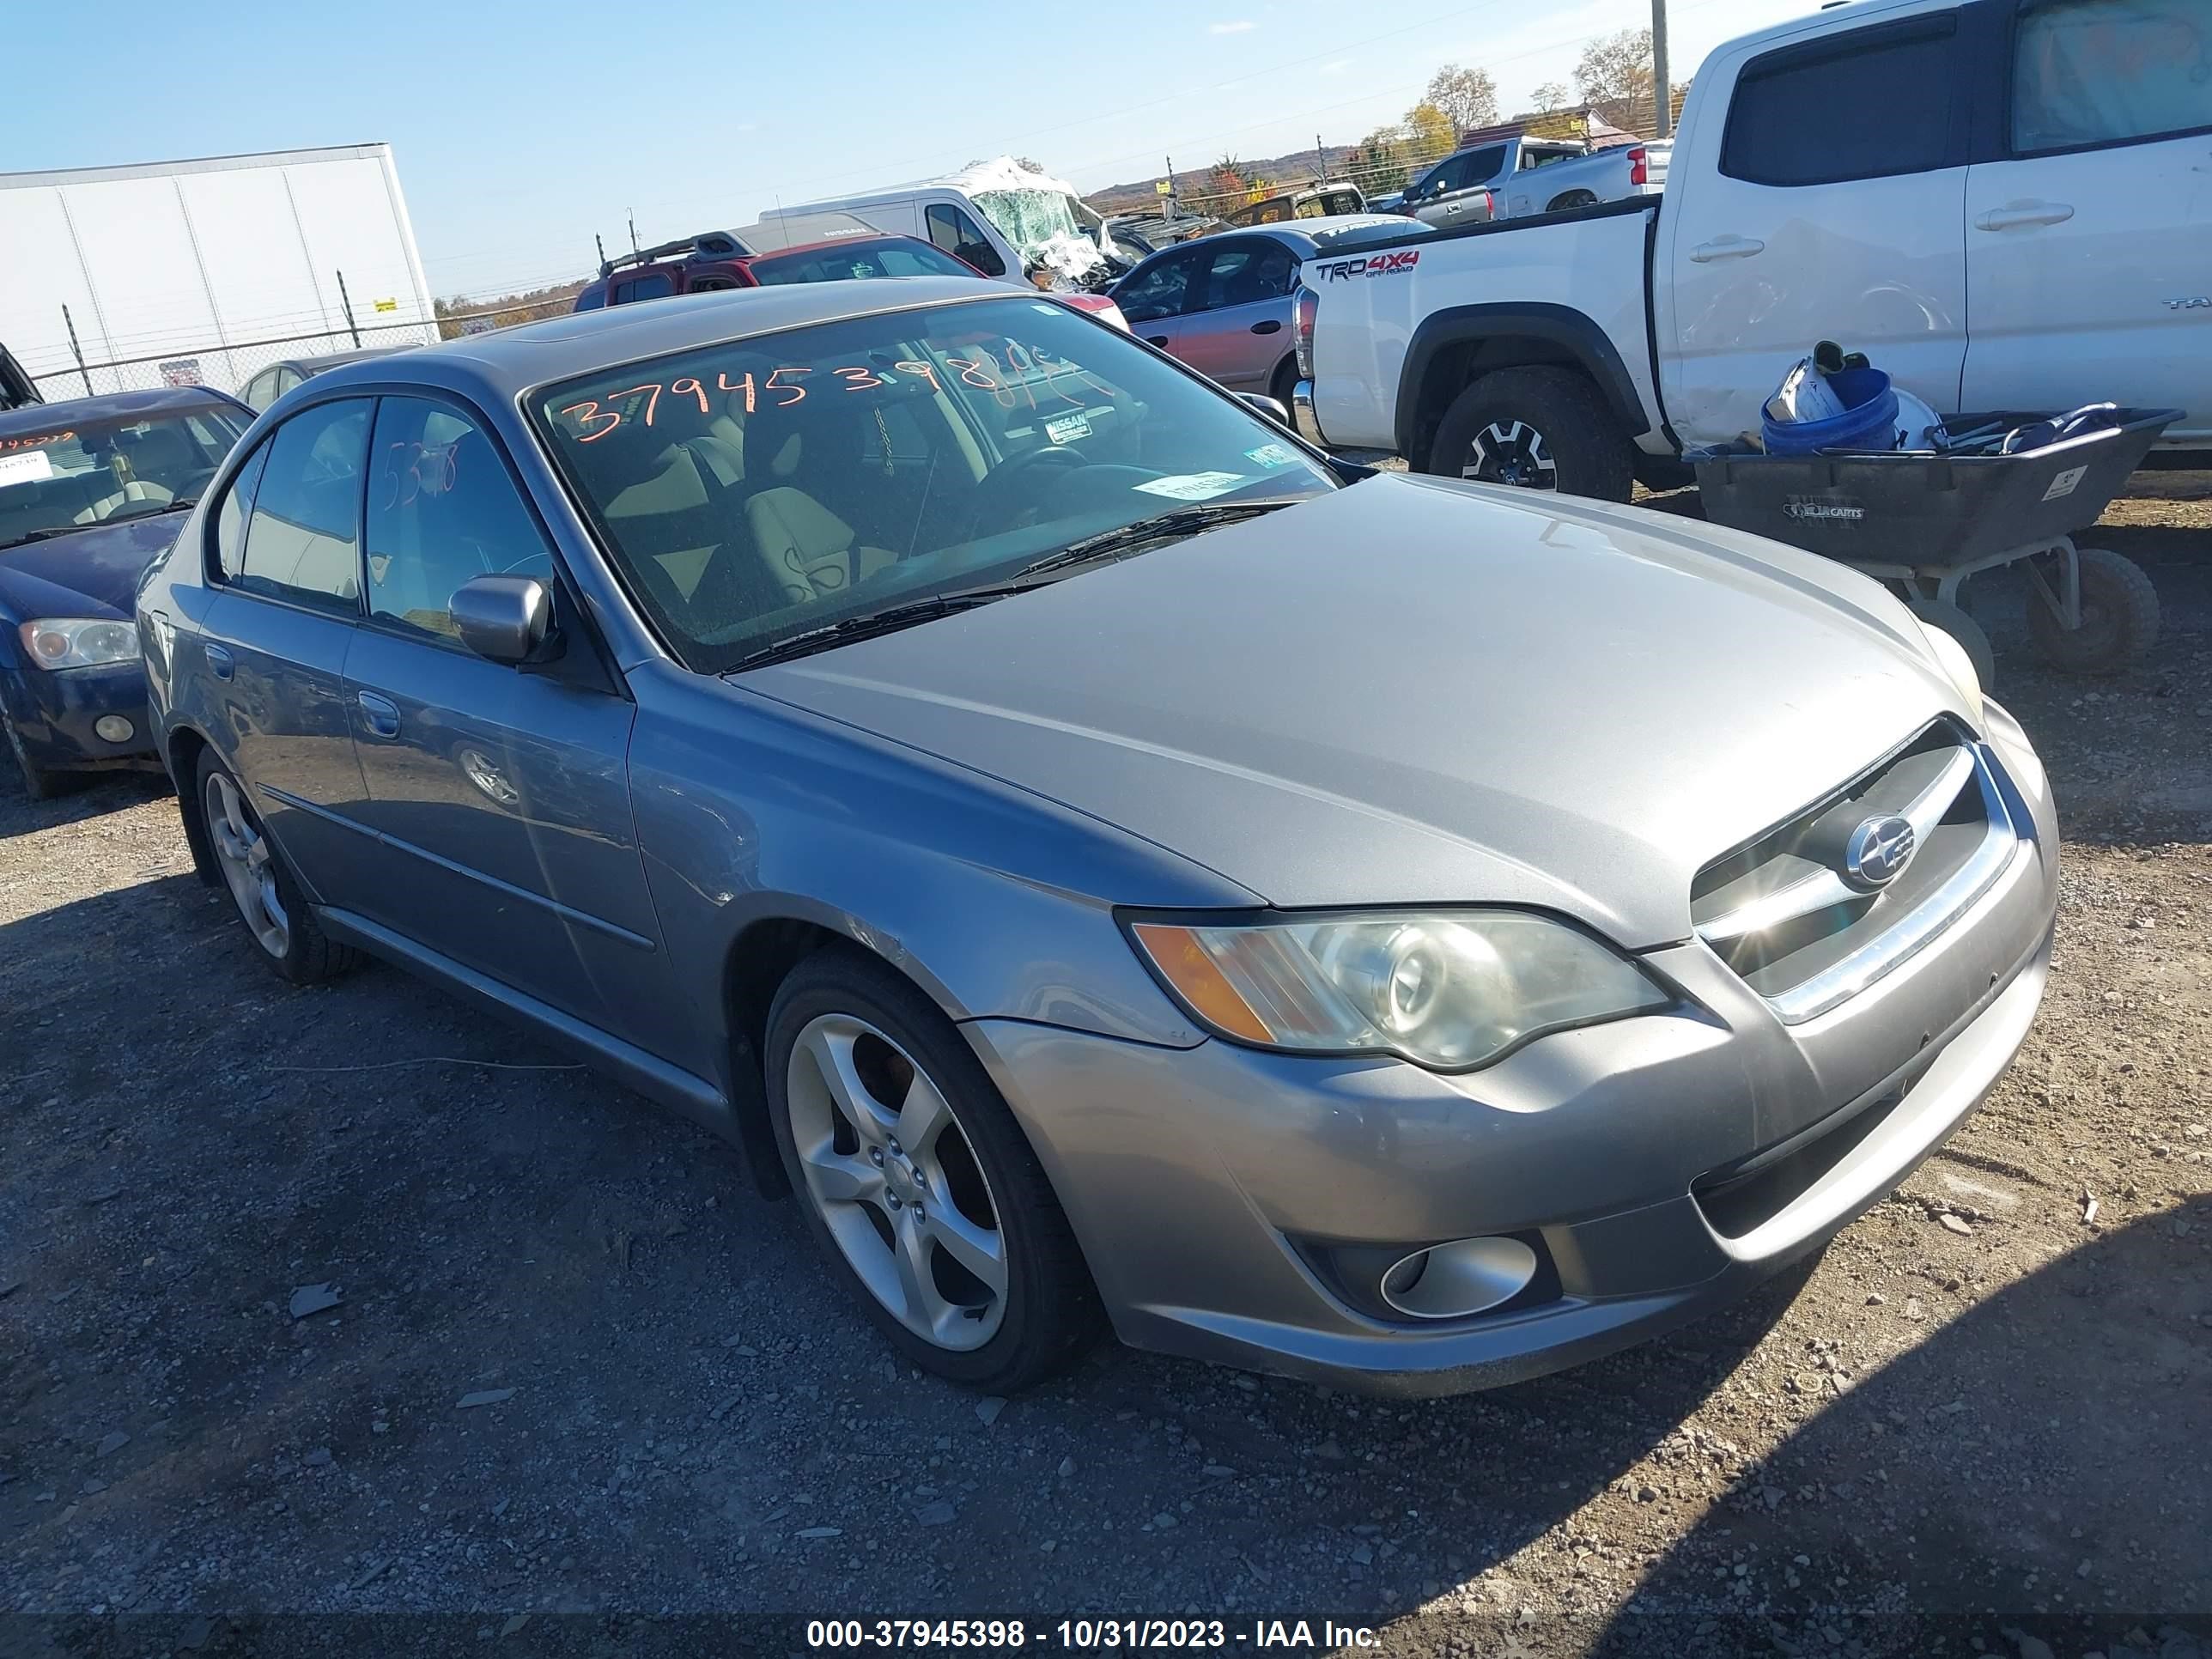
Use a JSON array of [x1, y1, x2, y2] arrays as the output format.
[[1424, 367, 1636, 503]]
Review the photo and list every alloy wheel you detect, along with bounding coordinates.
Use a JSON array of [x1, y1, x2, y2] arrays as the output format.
[[784, 1013, 1008, 1351], [1462, 419, 1559, 489], [204, 769, 289, 959]]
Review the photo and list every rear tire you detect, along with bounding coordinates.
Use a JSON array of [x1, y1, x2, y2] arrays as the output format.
[[2027, 546, 2160, 674], [765, 945, 1103, 1393], [195, 748, 356, 985], [1424, 366, 1636, 502]]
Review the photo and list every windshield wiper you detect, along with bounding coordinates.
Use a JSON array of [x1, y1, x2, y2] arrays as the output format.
[[725, 590, 1018, 672], [1006, 500, 1301, 582], [104, 495, 199, 522], [0, 526, 83, 550], [722, 501, 1305, 674]]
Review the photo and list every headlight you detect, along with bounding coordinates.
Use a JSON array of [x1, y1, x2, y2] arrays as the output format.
[[1912, 617, 1983, 725], [1127, 909, 1672, 1071], [18, 618, 141, 670]]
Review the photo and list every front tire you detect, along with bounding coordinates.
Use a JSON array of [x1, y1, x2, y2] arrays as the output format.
[[765, 946, 1103, 1392], [1424, 366, 1635, 502], [1, 700, 62, 801], [196, 749, 356, 984]]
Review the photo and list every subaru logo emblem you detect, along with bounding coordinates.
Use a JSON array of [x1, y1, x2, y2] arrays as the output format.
[[1844, 815, 1917, 890]]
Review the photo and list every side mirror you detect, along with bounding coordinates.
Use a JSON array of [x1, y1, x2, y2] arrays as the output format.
[[1237, 392, 1292, 427], [451, 574, 551, 665]]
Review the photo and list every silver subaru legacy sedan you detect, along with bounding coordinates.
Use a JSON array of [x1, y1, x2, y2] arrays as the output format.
[[138, 278, 2058, 1396]]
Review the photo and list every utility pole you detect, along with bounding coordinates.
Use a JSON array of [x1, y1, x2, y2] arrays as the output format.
[[629, 211, 640, 257], [1164, 155, 1176, 218], [1651, 0, 1673, 138], [1316, 132, 1327, 184], [594, 234, 607, 272]]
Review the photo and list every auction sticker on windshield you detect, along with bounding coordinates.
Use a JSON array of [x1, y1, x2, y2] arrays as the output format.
[[1244, 441, 1297, 469], [1133, 471, 1244, 501], [0, 451, 56, 489]]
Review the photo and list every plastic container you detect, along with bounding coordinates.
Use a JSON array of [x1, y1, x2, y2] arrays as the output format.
[[1691, 406, 2181, 565], [1760, 367, 1898, 456]]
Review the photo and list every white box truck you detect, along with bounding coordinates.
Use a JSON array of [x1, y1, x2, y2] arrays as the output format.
[[0, 143, 441, 399]]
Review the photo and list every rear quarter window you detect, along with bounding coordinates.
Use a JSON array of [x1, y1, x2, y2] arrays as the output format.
[[1722, 19, 1962, 185]]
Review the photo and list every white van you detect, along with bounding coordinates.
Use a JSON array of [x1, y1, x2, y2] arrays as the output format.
[[788, 160, 1112, 286]]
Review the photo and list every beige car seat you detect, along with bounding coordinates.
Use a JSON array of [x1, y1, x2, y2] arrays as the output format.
[[745, 486, 896, 605]]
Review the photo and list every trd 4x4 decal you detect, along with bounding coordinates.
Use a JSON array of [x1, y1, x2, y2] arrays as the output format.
[[1312, 250, 1421, 283]]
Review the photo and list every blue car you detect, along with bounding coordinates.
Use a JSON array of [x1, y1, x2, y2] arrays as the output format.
[[1, 386, 251, 798]]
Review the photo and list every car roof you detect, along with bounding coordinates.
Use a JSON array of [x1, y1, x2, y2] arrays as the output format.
[[0, 383, 242, 434], [279, 347, 404, 374], [744, 233, 956, 264], [305, 277, 1018, 402]]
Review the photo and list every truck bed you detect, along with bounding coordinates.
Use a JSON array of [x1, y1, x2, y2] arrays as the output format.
[[1305, 198, 1665, 459]]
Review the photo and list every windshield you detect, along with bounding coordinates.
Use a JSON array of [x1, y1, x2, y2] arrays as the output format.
[[748, 239, 980, 286], [532, 294, 1336, 673], [0, 404, 246, 551]]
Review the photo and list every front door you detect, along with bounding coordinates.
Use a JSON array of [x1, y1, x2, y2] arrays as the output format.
[[1175, 236, 1300, 393], [1657, 12, 1973, 449], [1112, 246, 1205, 357], [1962, 0, 2212, 441], [338, 393, 672, 1037], [200, 398, 374, 897]]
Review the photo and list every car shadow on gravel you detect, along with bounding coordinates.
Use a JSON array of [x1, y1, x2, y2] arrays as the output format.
[[0, 770, 171, 842], [1516, 1194, 2211, 1659]]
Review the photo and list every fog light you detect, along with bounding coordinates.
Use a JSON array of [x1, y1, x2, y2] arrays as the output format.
[[94, 714, 135, 744], [1378, 1236, 1539, 1320]]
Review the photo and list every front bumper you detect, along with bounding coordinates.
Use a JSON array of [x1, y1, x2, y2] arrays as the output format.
[[1, 659, 158, 771], [964, 716, 2059, 1395], [1291, 378, 1327, 449]]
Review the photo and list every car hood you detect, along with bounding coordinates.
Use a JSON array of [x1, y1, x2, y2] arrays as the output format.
[[0, 514, 182, 624], [743, 474, 1963, 947]]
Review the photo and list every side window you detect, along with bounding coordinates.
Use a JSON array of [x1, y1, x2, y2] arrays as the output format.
[[1419, 155, 1468, 196], [241, 371, 274, 410], [212, 443, 270, 581], [1198, 240, 1297, 311], [1457, 145, 1510, 185], [1115, 251, 1197, 322], [926, 204, 1006, 276], [365, 396, 552, 643], [613, 272, 675, 303], [2013, 0, 2212, 153], [237, 399, 369, 613], [1723, 22, 1960, 185]]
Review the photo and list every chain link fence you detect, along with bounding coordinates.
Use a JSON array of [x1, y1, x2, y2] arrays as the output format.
[[28, 296, 578, 404]]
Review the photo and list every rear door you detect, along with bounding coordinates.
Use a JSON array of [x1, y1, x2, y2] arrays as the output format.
[[198, 398, 374, 896], [1173, 236, 1301, 392], [1657, 10, 1973, 448], [1961, 0, 2212, 440], [1112, 245, 1206, 356], [339, 392, 670, 1033]]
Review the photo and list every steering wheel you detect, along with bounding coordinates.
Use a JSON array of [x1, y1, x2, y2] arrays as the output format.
[[964, 445, 1089, 538]]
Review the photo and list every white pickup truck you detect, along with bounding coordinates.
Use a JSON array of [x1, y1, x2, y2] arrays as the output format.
[[1294, 0, 2212, 500]]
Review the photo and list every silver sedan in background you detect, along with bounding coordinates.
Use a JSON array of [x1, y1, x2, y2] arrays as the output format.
[[139, 278, 2057, 1396], [1109, 216, 1435, 405]]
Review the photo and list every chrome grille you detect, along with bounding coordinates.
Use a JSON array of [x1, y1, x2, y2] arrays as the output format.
[[1692, 725, 2023, 1023]]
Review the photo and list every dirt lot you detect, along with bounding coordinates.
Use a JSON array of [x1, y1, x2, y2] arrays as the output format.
[[1, 481, 2207, 1659]]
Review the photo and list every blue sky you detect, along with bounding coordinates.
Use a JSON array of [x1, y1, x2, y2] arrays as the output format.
[[0, 0, 1814, 301]]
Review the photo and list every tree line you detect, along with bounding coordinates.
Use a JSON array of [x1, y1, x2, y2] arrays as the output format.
[[1346, 27, 1674, 191]]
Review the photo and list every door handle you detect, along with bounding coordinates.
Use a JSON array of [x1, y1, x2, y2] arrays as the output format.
[[1146, 335, 1170, 347], [204, 643, 233, 681], [1976, 201, 2075, 230], [1690, 235, 1765, 263], [356, 690, 401, 739], [1249, 319, 1283, 335]]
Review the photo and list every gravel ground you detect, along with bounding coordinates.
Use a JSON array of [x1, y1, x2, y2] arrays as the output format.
[[1, 479, 2207, 1659]]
